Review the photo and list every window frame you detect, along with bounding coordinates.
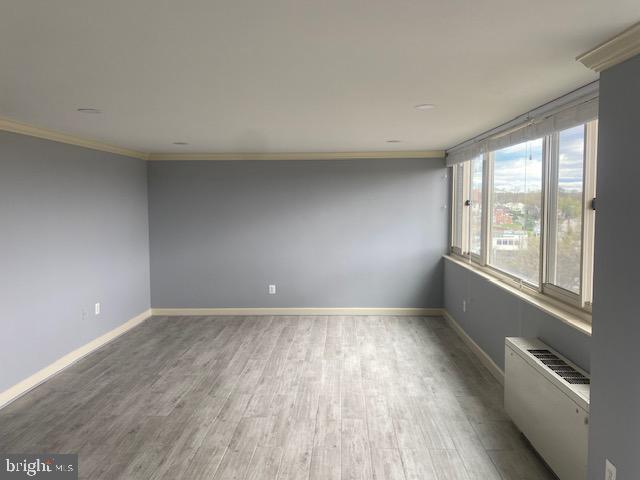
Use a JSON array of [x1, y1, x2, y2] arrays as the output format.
[[449, 156, 486, 261], [581, 120, 598, 309], [488, 137, 546, 290], [450, 162, 469, 256], [468, 155, 485, 264], [541, 121, 598, 309], [542, 129, 582, 308], [449, 119, 598, 314]]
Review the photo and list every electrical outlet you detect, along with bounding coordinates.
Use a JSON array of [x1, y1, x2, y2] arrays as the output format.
[[462, 300, 467, 312], [95, 302, 101, 315], [268, 284, 276, 295], [605, 459, 616, 480]]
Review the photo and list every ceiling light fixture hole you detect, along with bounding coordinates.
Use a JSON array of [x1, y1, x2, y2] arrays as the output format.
[[414, 104, 436, 111]]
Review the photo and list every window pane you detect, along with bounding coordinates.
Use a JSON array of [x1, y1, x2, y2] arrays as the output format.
[[452, 163, 465, 251], [469, 156, 483, 256], [549, 125, 585, 294], [490, 139, 543, 285]]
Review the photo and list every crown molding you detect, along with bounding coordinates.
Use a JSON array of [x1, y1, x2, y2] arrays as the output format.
[[577, 22, 640, 72], [0, 115, 444, 161], [0, 117, 149, 160], [147, 150, 444, 161]]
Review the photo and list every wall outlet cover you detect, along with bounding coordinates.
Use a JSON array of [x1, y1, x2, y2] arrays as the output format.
[[268, 285, 276, 295], [95, 302, 101, 315]]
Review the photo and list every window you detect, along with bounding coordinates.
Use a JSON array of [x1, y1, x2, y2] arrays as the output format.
[[450, 119, 598, 311], [450, 157, 481, 257], [546, 125, 584, 294], [545, 121, 598, 304], [490, 139, 543, 286], [469, 156, 483, 257], [451, 161, 469, 255]]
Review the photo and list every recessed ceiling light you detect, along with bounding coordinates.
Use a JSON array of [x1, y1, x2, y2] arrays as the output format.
[[77, 108, 101, 114], [414, 104, 436, 111], [173, 142, 189, 146], [386, 140, 402, 143]]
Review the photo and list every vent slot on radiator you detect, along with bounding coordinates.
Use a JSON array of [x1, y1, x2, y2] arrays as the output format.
[[528, 349, 590, 385]]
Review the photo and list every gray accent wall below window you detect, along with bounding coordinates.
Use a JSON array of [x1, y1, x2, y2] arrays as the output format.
[[444, 258, 591, 372]]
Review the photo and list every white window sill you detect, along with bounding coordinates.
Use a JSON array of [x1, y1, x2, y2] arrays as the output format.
[[444, 255, 592, 336]]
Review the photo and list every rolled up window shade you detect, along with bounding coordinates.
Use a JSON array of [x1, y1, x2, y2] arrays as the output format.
[[446, 142, 489, 168], [446, 82, 598, 166]]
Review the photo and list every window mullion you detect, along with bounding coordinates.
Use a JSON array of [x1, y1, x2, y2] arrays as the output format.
[[582, 120, 598, 306], [480, 152, 491, 266], [450, 165, 458, 253], [462, 161, 471, 255], [543, 132, 560, 288]]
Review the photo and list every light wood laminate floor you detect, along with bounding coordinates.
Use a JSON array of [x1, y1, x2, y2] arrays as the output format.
[[0, 316, 555, 479]]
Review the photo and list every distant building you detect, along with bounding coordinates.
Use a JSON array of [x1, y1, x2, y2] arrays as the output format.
[[505, 202, 525, 213], [494, 207, 512, 225], [492, 231, 528, 250]]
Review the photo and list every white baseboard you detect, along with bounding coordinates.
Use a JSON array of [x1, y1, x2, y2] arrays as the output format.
[[0, 308, 152, 410], [442, 309, 505, 385], [151, 307, 444, 317]]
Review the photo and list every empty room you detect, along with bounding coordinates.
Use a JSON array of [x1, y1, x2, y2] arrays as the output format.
[[1, 2, 639, 479]]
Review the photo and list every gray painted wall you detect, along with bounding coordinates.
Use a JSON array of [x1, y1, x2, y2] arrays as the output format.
[[148, 158, 448, 308], [0, 132, 151, 393], [588, 55, 640, 480], [444, 258, 591, 372]]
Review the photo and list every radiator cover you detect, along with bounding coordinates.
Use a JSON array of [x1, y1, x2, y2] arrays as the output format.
[[505, 337, 590, 480]]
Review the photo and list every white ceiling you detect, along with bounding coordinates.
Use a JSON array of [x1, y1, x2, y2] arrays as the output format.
[[1, 1, 638, 154]]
